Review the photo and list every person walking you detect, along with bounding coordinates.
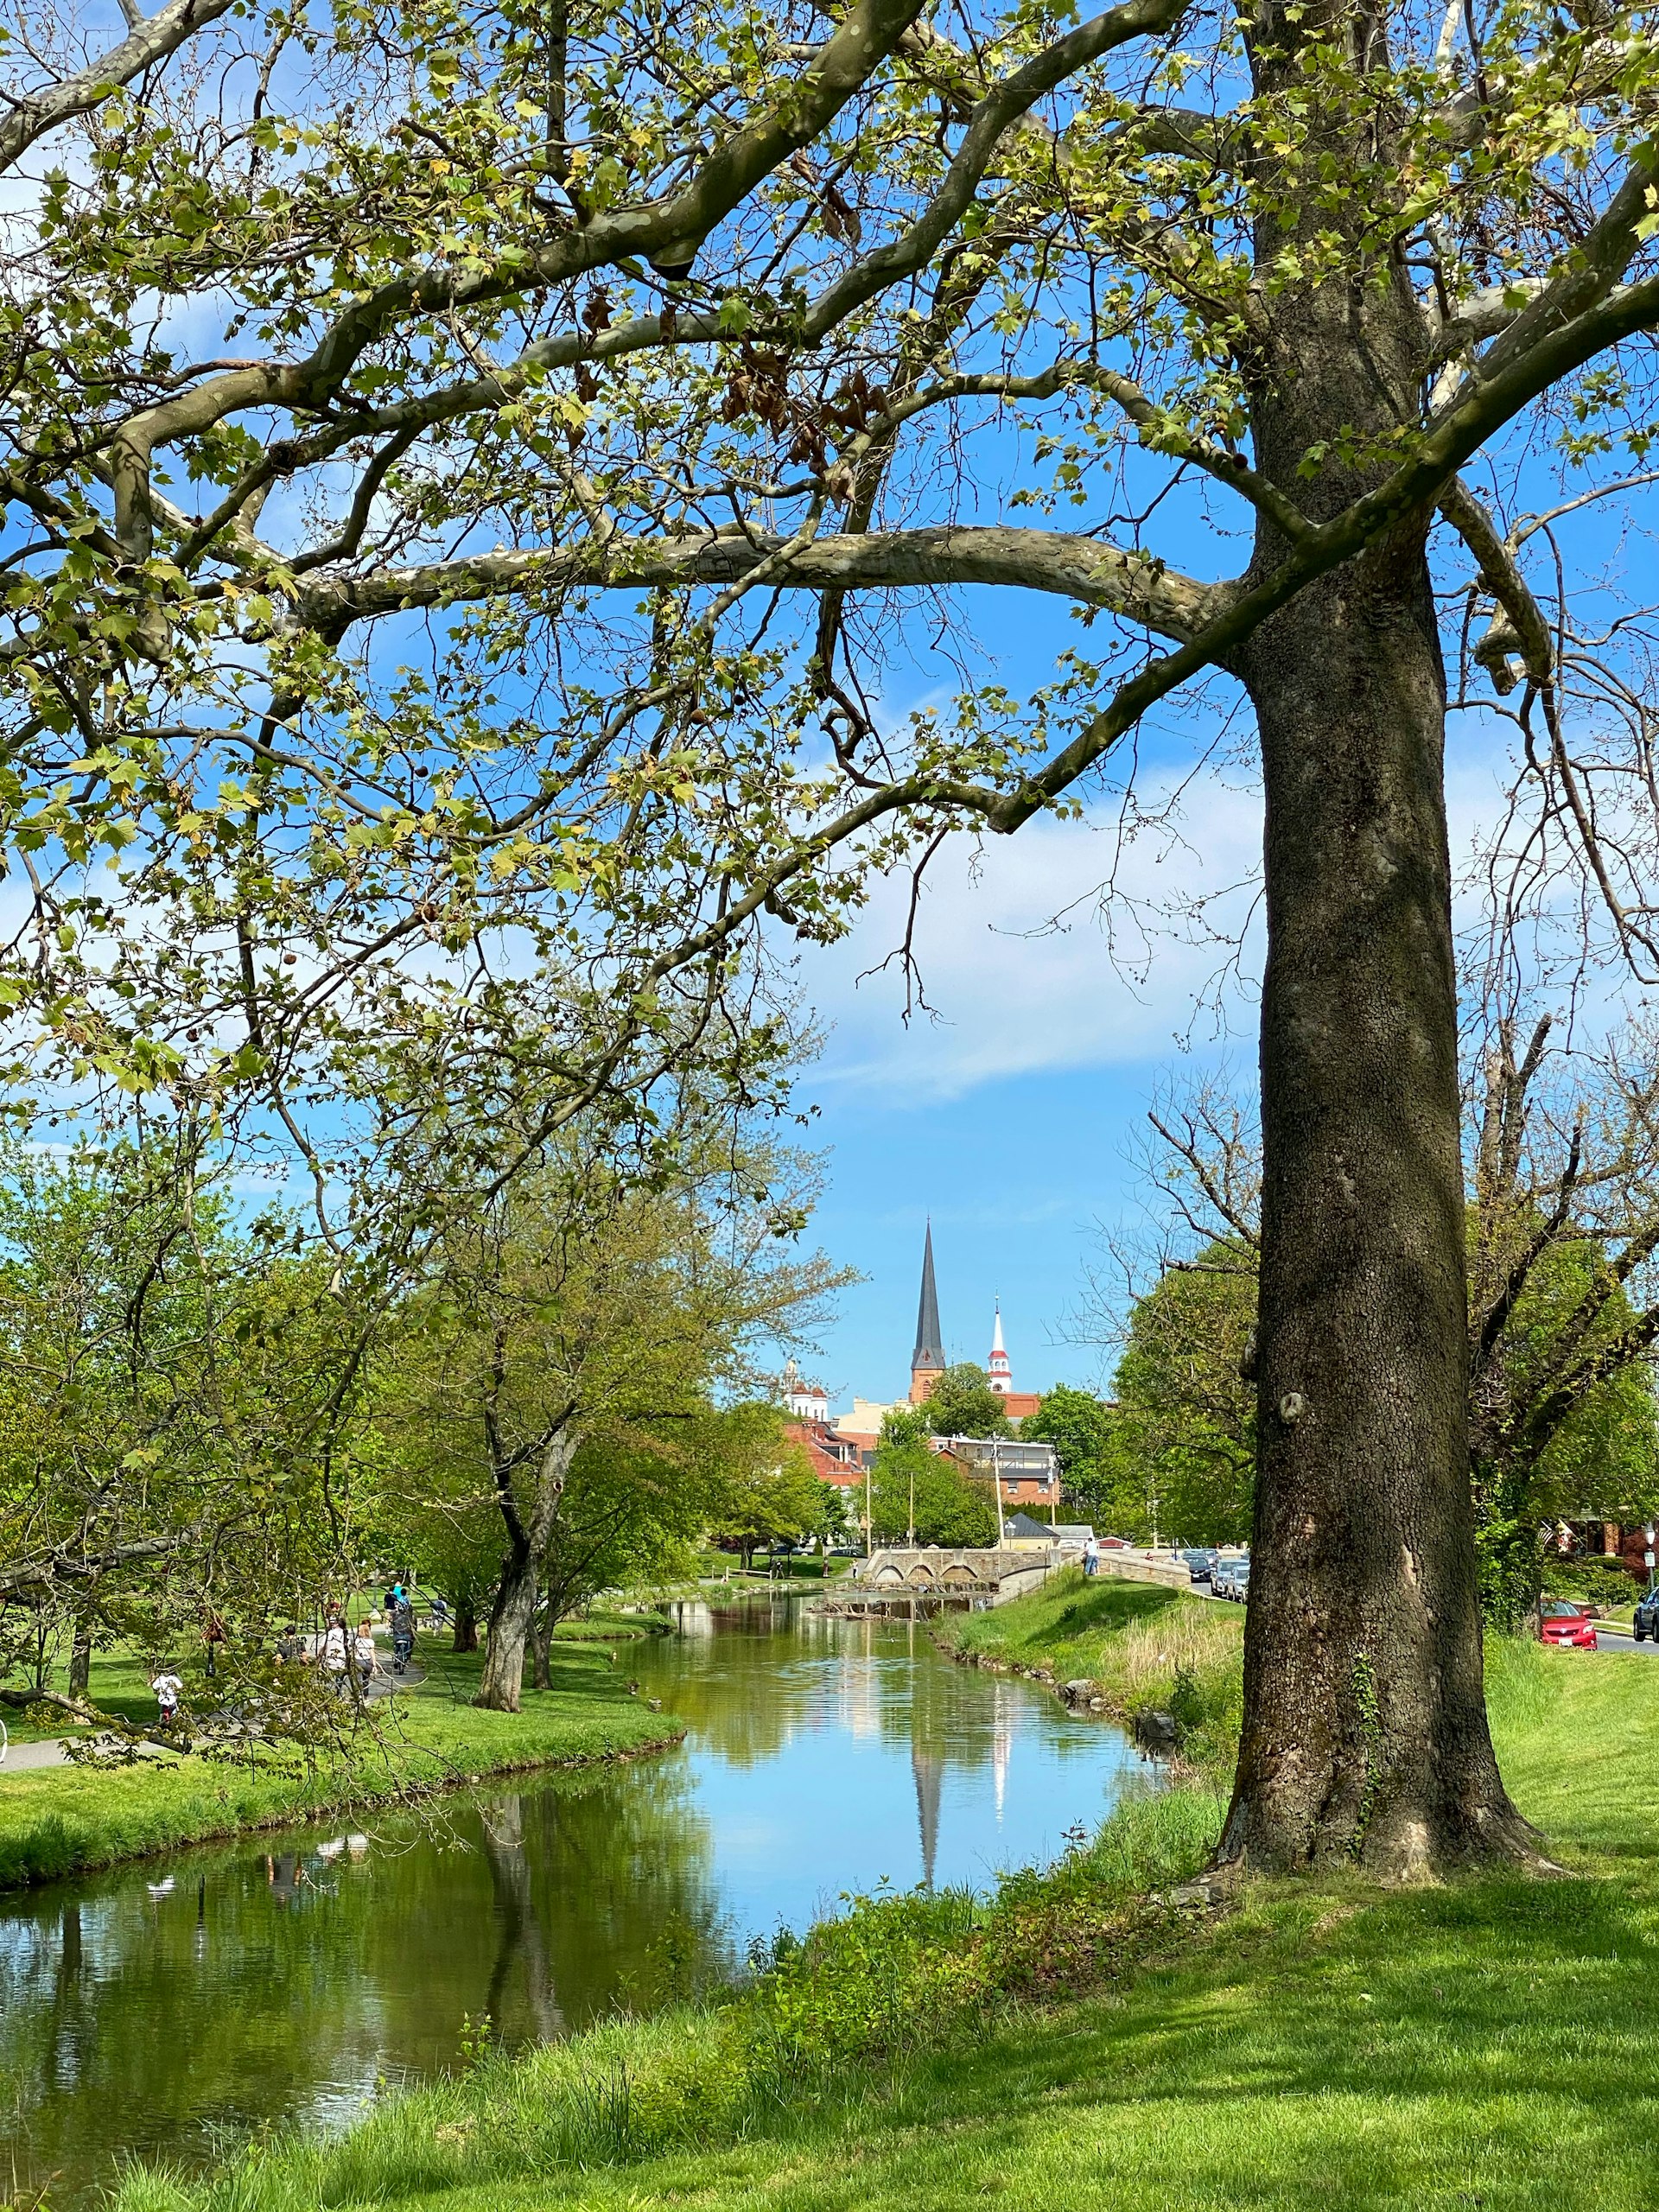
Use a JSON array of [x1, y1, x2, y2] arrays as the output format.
[[151, 1669, 183, 1726], [321, 1613, 350, 1695], [1084, 1535, 1100, 1579], [389, 1586, 416, 1675], [353, 1623, 377, 1697]]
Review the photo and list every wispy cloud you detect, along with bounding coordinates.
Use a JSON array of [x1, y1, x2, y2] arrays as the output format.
[[804, 772, 1266, 1101]]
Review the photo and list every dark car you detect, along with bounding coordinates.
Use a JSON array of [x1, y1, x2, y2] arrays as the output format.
[[1181, 1548, 1217, 1584], [1634, 1587, 1659, 1642]]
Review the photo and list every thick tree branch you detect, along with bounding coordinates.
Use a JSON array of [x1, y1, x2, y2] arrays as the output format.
[[292, 522, 1228, 641], [0, 0, 235, 172]]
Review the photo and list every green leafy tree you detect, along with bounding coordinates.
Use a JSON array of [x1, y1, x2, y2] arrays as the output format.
[[922, 1364, 1012, 1440], [18, 0, 1659, 1869], [870, 1411, 998, 1547], [382, 1134, 842, 1709], [0, 1130, 373, 1741], [1100, 1249, 1257, 1548], [709, 1407, 830, 1567], [1021, 1385, 1115, 1515]]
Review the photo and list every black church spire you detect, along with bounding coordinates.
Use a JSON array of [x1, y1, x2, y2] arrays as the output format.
[[912, 1221, 944, 1379]]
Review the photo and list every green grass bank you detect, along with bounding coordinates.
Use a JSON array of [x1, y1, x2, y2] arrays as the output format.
[[104, 1586, 1659, 2212], [934, 1566, 1246, 1763], [0, 1637, 681, 1891]]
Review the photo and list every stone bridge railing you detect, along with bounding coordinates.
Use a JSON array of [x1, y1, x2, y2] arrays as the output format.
[[853, 1544, 1080, 1603]]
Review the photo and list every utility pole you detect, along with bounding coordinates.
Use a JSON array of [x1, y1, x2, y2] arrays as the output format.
[[864, 1459, 873, 1557], [993, 1438, 1005, 1548]]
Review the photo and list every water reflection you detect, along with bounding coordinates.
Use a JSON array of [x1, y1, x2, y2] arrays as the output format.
[[0, 1598, 1142, 2201]]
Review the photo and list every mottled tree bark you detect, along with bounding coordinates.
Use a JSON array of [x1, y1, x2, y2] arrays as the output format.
[[1214, 3, 1541, 1874], [477, 1544, 539, 1713], [67, 1619, 92, 1698]]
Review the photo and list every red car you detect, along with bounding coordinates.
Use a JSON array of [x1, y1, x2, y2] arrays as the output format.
[[1539, 1601, 1599, 1649]]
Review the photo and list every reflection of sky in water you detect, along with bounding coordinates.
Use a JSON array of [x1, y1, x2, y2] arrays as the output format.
[[638, 1604, 1144, 1926], [0, 1601, 1147, 2203]]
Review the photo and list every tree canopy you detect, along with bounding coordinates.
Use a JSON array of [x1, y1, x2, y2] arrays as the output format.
[[14, 0, 1659, 1868], [921, 1362, 1013, 1438]]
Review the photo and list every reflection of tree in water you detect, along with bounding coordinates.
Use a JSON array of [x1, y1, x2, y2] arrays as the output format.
[[478, 1793, 563, 2042], [501, 1758, 737, 2027], [0, 1832, 386, 2196], [0, 1757, 725, 2202]]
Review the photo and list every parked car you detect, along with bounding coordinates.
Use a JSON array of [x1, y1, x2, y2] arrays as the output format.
[[1211, 1558, 1250, 1601], [1635, 1587, 1659, 1641], [1181, 1548, 1217, 1584], [1539, 1600, 1599, 1649]]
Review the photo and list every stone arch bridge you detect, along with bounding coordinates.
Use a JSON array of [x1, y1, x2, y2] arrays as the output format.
[[852, 1545, 1079, 1605]]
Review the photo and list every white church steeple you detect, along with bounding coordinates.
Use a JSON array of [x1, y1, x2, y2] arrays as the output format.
[[988, 1302, 1013, 1395]]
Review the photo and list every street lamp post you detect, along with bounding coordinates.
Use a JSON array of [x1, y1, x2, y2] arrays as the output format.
[[992, 1438, 1006, 1548], [1646, 1522, 1655, 1596]]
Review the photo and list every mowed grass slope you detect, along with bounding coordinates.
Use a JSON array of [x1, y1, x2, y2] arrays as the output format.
[[0, 1637, 680, 1890], [937, 1567, 1246, 1758]]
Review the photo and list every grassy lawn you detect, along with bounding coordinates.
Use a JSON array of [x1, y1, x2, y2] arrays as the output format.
[[936, 1567, 1246, 1759], [106, 1590, 1659, 2212], [0, 1633, 682, 1891]]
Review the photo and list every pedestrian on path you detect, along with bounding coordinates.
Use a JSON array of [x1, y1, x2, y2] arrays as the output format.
[[353, 1624, 377, 1695], [151, 1669, 182, 1726], [1084, 1535, 1100, 1579], [321, 1614, 350, 1694], [389, 1586, 416, 1675]]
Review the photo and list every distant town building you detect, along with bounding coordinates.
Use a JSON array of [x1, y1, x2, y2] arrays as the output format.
[[780, 1357, 830, 1424], [779, 1225, 1063, 1528], [988, 1304, 1012, 1394], [936, 1434, 1060, 1511]]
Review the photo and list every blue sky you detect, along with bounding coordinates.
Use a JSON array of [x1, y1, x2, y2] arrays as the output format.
[[779, 575, 1268, 1411], [777, 577, 1536, 1415]]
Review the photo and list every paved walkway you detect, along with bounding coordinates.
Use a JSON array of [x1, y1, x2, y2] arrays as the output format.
[[2, 1649, 429, 1771]]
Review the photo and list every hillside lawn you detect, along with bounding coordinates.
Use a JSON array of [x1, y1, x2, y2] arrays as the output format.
[[0, 1633, 682, 1891], [106, 1577, 1659, 2212]]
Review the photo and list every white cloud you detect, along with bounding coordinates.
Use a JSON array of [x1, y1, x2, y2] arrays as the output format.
[[804, 772, 1267, 1101]]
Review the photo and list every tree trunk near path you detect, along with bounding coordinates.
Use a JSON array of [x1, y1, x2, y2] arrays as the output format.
[[477, 1542, 538, 1713], [530, 1587, 554, 1692], [1212, 48, 1543, 1872], [475, 1430, 575, 1711], [67, 1620, 92, 1698], [1222, 550, 1539, 1872], [1220, 543, 1537, 1874], [453, 1595, 480, 1654]]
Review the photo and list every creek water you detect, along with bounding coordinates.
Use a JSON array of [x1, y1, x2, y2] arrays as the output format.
[[0, 1596, 1147, 2202]]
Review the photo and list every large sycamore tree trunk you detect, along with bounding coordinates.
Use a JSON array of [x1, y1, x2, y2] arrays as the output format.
[[1215, 22, 1540, 1873]]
